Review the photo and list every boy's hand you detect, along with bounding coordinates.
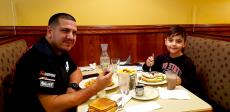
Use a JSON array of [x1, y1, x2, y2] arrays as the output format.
[[176, 76, 182, 85], [146, 53, 154, 67]]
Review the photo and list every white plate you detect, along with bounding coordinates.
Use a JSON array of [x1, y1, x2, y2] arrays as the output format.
[[79, 77, 118, 91], [137, 72, 167, 85], [130, 86, 159, 100]]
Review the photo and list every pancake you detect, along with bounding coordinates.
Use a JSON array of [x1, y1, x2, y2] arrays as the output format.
[[140, 72, 165, 83]]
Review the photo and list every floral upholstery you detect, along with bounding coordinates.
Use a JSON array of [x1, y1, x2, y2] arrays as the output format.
[[184, 36, 230, 111], [0, 39, 27, 112]]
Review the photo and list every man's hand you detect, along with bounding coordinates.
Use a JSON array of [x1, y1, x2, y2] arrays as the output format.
[[93, 72, 113, 91]]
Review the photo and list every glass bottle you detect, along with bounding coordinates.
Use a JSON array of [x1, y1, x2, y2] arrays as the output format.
[[100, 44, 110, 71]]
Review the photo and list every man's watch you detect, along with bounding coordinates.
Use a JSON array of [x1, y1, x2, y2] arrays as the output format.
[[69, 83, 80, 90]]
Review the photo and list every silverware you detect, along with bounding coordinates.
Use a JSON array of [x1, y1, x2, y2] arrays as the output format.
[[116, 96, 122, 104], [116, 97, 123, 110], [149, 53, 154, 72]]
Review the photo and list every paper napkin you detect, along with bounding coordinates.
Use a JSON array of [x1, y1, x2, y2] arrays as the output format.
[[89, 63, 96, 69], [124, 102, 161, 112], [80, 63, 96, 71], [109, 94, 132, 106], [158, 87, 191, 99]]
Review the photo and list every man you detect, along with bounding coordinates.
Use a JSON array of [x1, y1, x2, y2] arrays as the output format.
[[12, 13, 113, 112]]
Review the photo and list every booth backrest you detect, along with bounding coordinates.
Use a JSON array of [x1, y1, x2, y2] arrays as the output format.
[[0, 39, 27, 112], [184, 36, 230, 111]]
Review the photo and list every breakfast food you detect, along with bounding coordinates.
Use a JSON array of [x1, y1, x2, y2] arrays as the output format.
[[117, 68, 137, 89], [88, 98, 117, 112], [84, 78, 114, 88], [117, 68, 136, 75], [140, 72, 165, 83]]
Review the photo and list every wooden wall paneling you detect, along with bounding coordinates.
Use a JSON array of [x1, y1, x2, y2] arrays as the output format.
[[108, 34, 137, 63], [84, 35, 101, 65], [136, 33, 166, 62], [1, 25, 230, 66], [71, 34, 101, 66], [70, 34, 84, 66]]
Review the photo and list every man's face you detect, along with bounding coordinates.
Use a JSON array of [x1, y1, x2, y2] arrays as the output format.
[[165, 35, 186, 55], [47, 18, 77, 54]]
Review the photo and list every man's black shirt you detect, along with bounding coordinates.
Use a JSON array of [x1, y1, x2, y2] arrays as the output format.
[[12, 37, 77, 112]]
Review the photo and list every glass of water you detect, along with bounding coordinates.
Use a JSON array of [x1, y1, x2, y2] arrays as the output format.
[[111, 58, 120, 73], [117, 72, 130, 110]]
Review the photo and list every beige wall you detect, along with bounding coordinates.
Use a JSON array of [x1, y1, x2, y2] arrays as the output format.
[[0, 0, 14, 26], [0, 0, 230, 26], [195, 0, 230, 24]]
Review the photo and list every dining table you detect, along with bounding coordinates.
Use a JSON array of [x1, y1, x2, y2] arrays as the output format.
[[78, 66, 213, 112]]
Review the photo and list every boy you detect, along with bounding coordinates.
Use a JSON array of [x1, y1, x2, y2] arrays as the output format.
[[143, 25, 199, 95]]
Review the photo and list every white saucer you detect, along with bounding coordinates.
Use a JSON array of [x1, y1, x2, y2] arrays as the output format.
[[130, 86, 159, 100]]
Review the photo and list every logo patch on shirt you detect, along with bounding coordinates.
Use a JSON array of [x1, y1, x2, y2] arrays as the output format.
[[65, 61, 69, 73], [40, 80, 54, 88], [39, 77, 55, 81], [162, 62, 182, 76], [39, 70, 56, 78], [38, 70, 56, 87]]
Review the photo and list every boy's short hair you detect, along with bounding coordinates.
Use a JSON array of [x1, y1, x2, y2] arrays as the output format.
[[48, 13, 76, 27], [166, 25, 187, 41]]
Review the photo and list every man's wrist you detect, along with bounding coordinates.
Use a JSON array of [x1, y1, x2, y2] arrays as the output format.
[[69, 83, 80, 90]]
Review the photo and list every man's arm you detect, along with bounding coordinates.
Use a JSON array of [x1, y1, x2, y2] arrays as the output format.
[[69, 67, 83, 84], [67, 67, 83, 93], [38, 86, 97, 112], [38, 72, 113, 112]]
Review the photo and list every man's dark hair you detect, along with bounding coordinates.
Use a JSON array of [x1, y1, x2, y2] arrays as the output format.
[[166, 25, 187, 41], [48, 13, 76, 27]]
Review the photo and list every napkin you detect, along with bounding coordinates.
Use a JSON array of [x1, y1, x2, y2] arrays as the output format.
[[124, 102, 161, 112], [109, 94, 132, 106], [80, 63, 96, 71], [158, 87, 191, 99], [120, 56, 131, 65], [89, 63, 96, 69]]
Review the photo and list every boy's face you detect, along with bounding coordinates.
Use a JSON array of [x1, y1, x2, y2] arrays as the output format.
[[165, 35, 186, 56]]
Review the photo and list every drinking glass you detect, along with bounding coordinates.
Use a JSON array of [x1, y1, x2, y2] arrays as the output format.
[[111, 58, 120, 73], [165, 70, 177, 90], [117, 72, 130, 111]]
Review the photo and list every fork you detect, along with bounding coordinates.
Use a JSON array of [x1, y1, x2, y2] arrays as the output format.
[[116, 97, 123, 110], [149, 53, 154, 72]]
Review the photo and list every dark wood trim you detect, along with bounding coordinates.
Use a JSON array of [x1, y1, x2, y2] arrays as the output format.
[[0, 26, 15, 37], [1, 24, 230, 35], [15, 26, 46, 35]]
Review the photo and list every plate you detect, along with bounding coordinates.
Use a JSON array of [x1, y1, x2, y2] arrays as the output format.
[[79, 77, 118, 91], [137, 71, 167, 85], [130, 86, 159, 100]]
